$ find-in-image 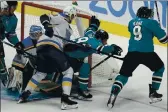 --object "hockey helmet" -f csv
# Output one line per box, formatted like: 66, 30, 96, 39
6, 1, 18, 7
29, 25, 43, 40
63, 6, 77, 19
0, 1, 18, 13
136, 6, 154, 18
0, 1, 8, 11
95, 29, 109, 41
